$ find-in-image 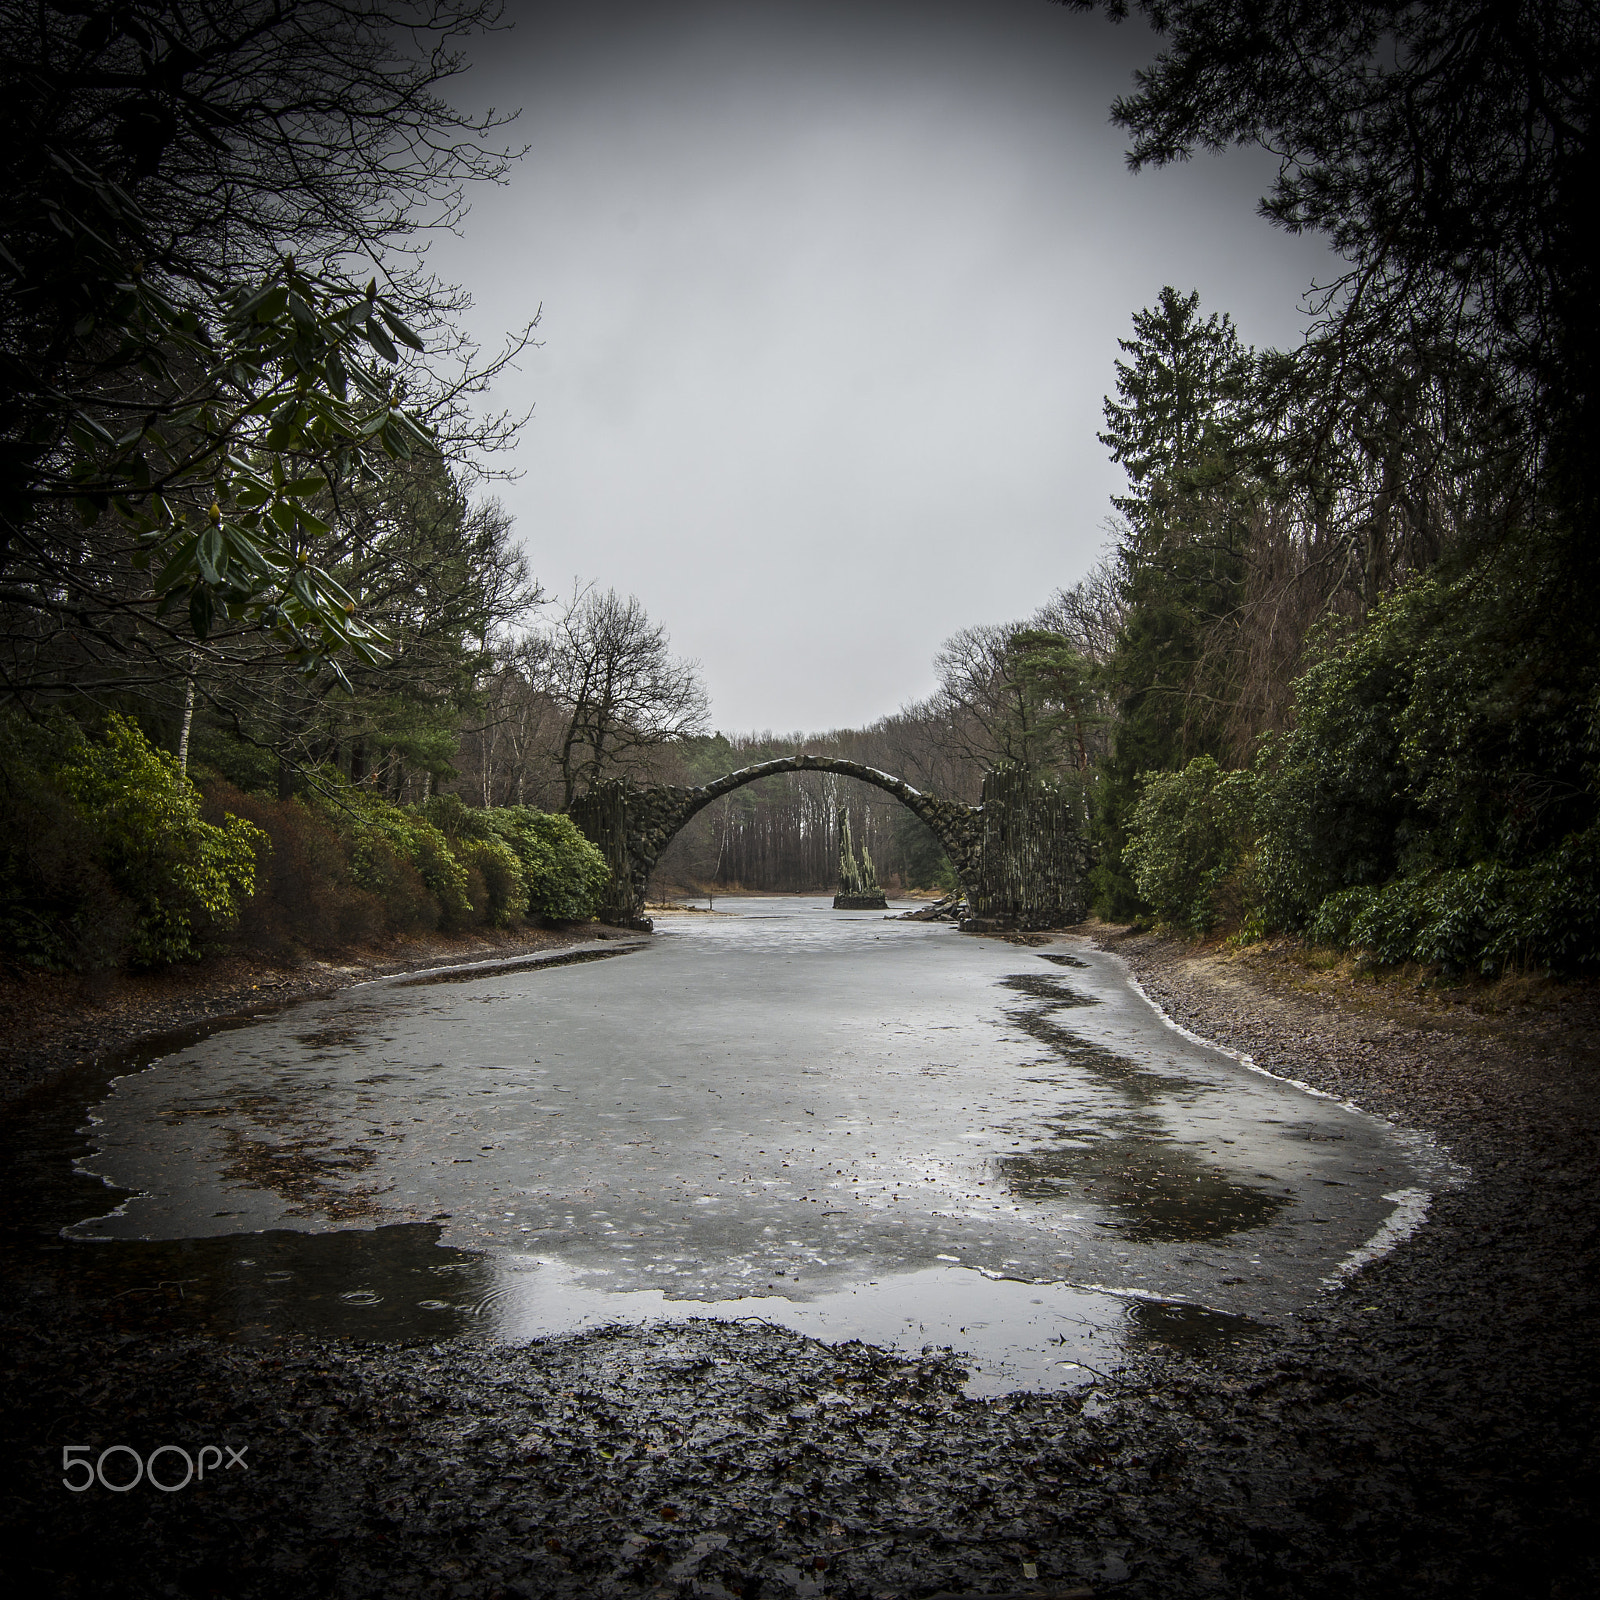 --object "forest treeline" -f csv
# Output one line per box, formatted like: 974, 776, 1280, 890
0, 0, 616, 969
671, 0, 1600, 977
2, 1, 1594, 977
